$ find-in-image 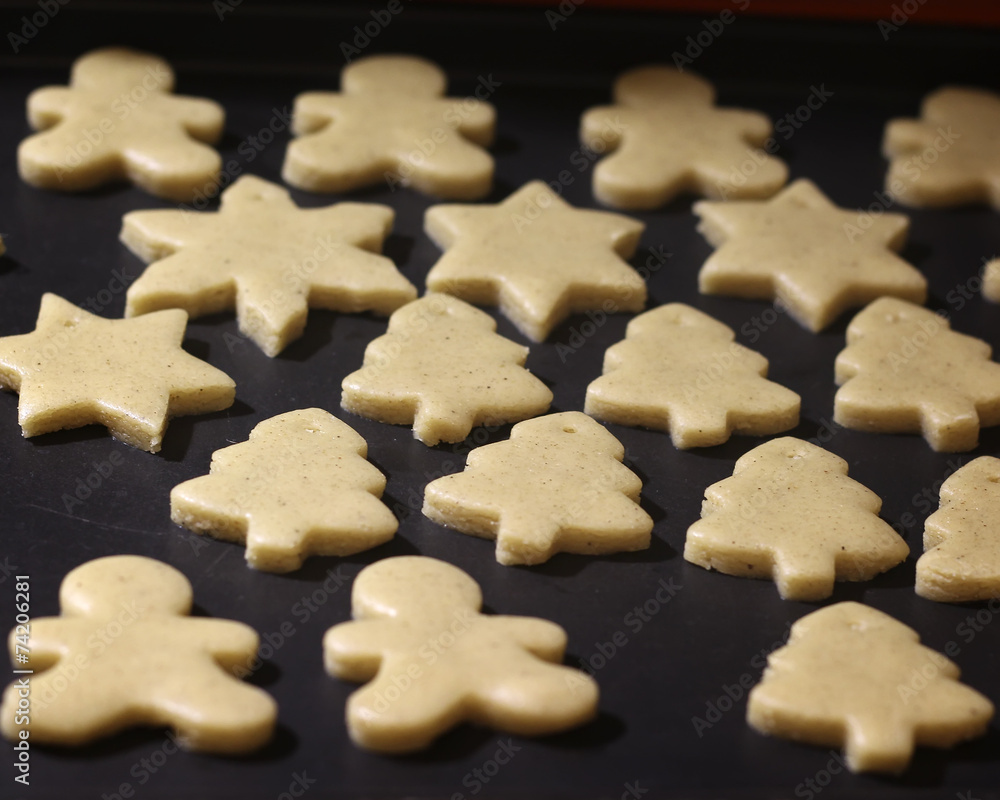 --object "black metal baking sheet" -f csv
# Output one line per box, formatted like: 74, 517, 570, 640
1, 3, 1000, 799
